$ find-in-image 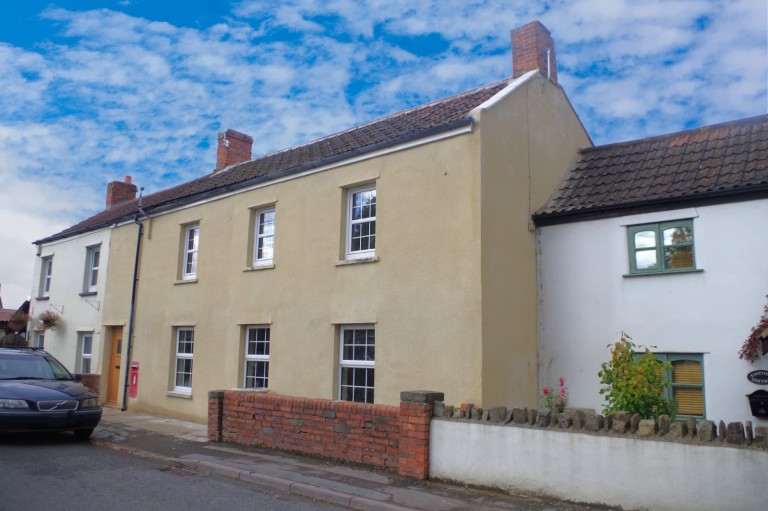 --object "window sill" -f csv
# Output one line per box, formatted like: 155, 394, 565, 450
174, 278, 198, 285
79, 291, 97, 297
232, 387, 270, 393
623, 269, 704, 278
244, 264, 275, 272
336, 256, 379, 267
35, 296, 50, 301
165, 391, 192, 399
